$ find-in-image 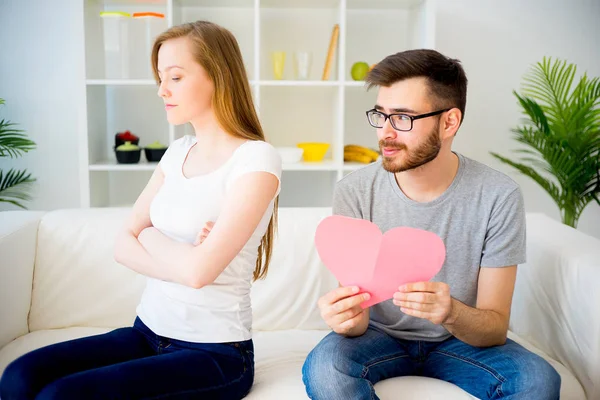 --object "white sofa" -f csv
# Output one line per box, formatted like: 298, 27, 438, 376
0, 208, 598, 400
